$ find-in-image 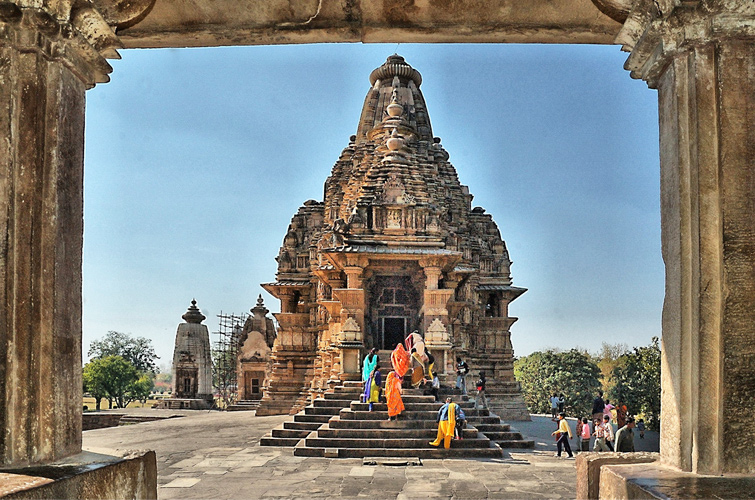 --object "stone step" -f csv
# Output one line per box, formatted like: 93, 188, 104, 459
317, 427, 479, 439
313, 399, 354, 407
496, 439, 536, 449
474, 422, 511, 432
304, 406, 345, 416
350, 402, 488, 414
272, 428, 312, 439
304, 436, 493, 449
339, 410, 496, 421
294, 445, 503, 459
283, 421, 321, 431
323, 393, 361, 401
327, 418, 456, 430
478, 431, 521, 440
292, 414, 332, 423
260, 436, 303, 447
